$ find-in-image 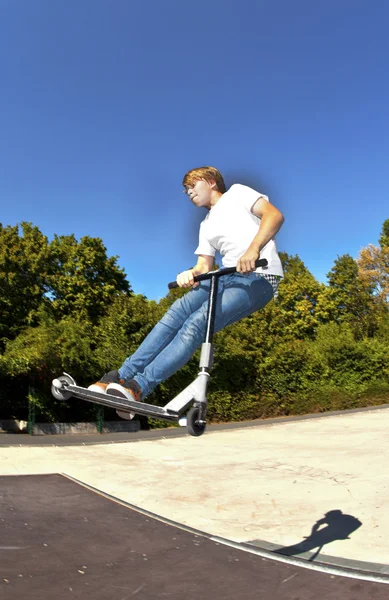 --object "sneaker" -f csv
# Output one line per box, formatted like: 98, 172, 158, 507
106, 379, 142, 402
106, 380, 143, 421
88, 370, 123, 394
